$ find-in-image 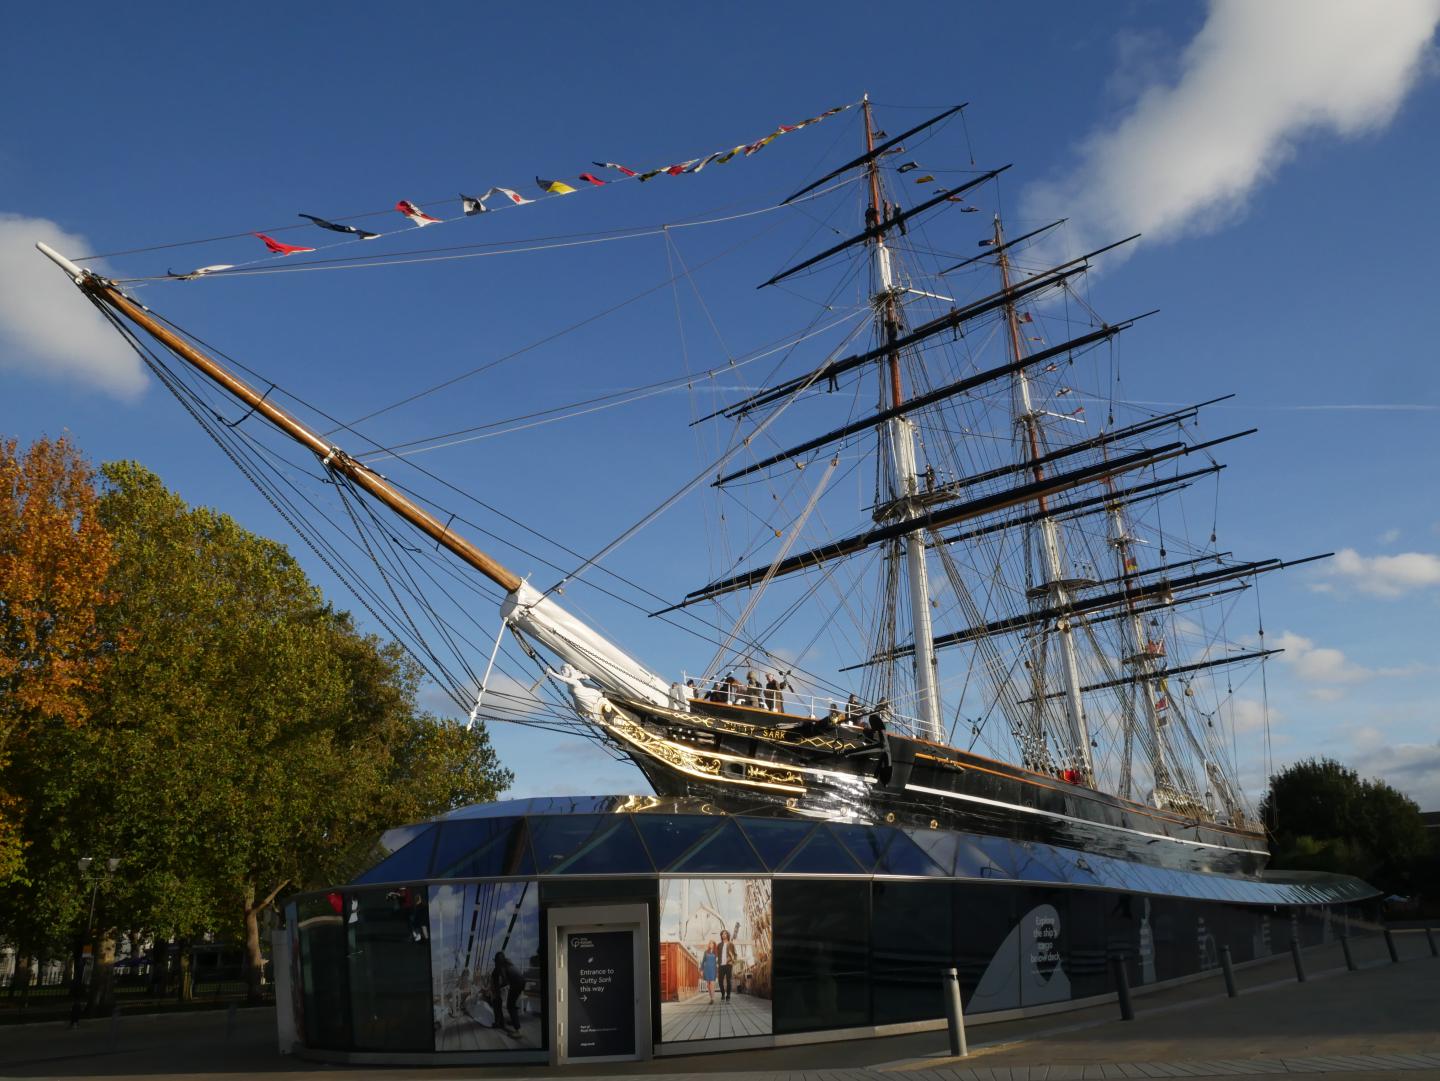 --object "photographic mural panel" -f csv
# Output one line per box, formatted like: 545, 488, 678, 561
428, 882, 543, 1052
658, 878, 772, 1042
